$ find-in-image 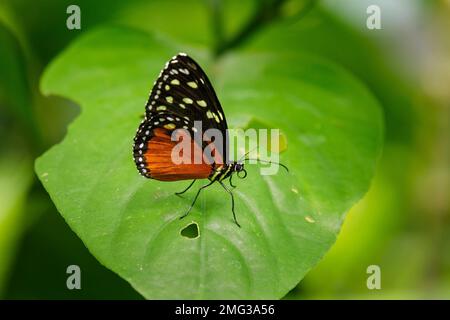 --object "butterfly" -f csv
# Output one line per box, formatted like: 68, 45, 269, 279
133, 53, 287, 227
